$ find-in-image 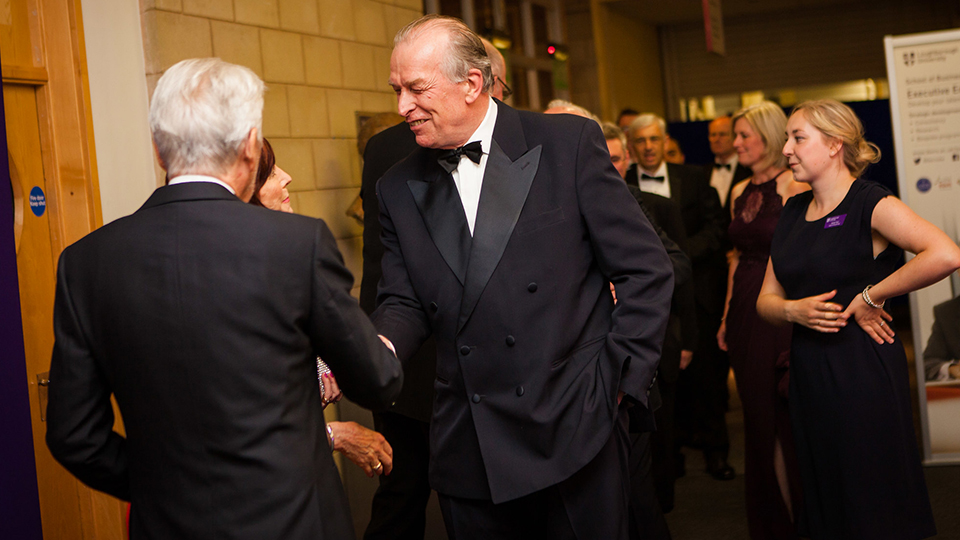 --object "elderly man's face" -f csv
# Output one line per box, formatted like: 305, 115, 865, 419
389, 36, 475, 150
605, 137, 630, 179
629, 123, 665, 172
